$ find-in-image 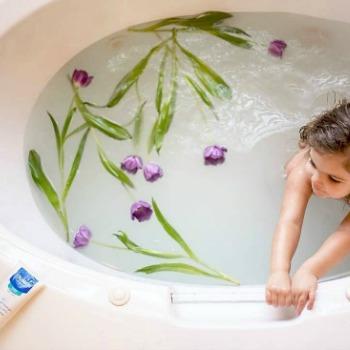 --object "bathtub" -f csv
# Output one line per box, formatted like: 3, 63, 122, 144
1, 0, 350, 349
